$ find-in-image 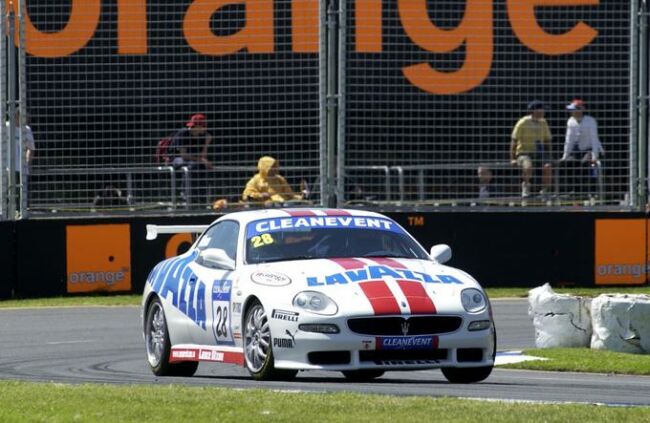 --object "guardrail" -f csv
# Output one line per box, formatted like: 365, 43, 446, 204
29, 165, 321, 213
27, 160, 611, 214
